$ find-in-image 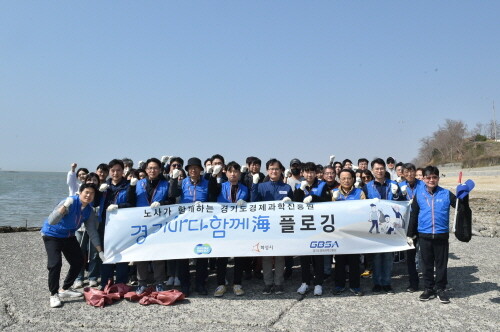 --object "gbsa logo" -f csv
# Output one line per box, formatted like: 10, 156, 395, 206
309, 241, 339, 248
194, 244, 212, 255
